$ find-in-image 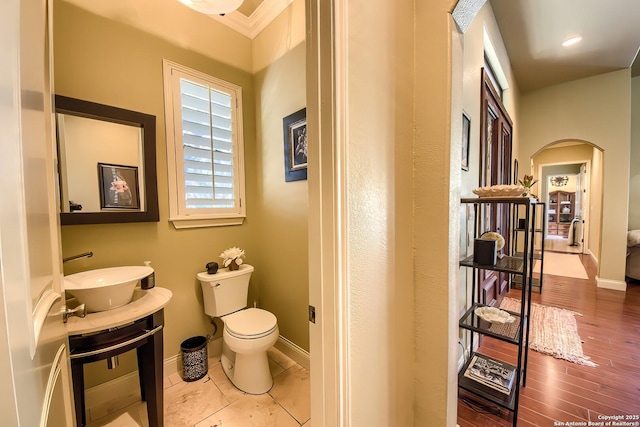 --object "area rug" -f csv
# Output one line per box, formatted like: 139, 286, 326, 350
533, 252, 588, 279
499, 297, 597, 367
